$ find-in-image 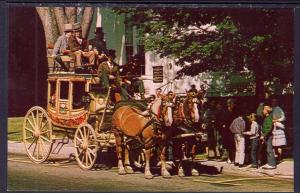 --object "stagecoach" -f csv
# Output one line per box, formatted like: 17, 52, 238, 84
22, 71, 207, 178
22, 72, 119, 169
